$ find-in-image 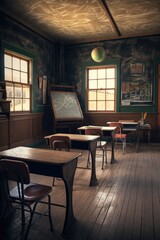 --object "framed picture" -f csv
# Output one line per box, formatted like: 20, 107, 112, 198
130, 62, 145, 76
